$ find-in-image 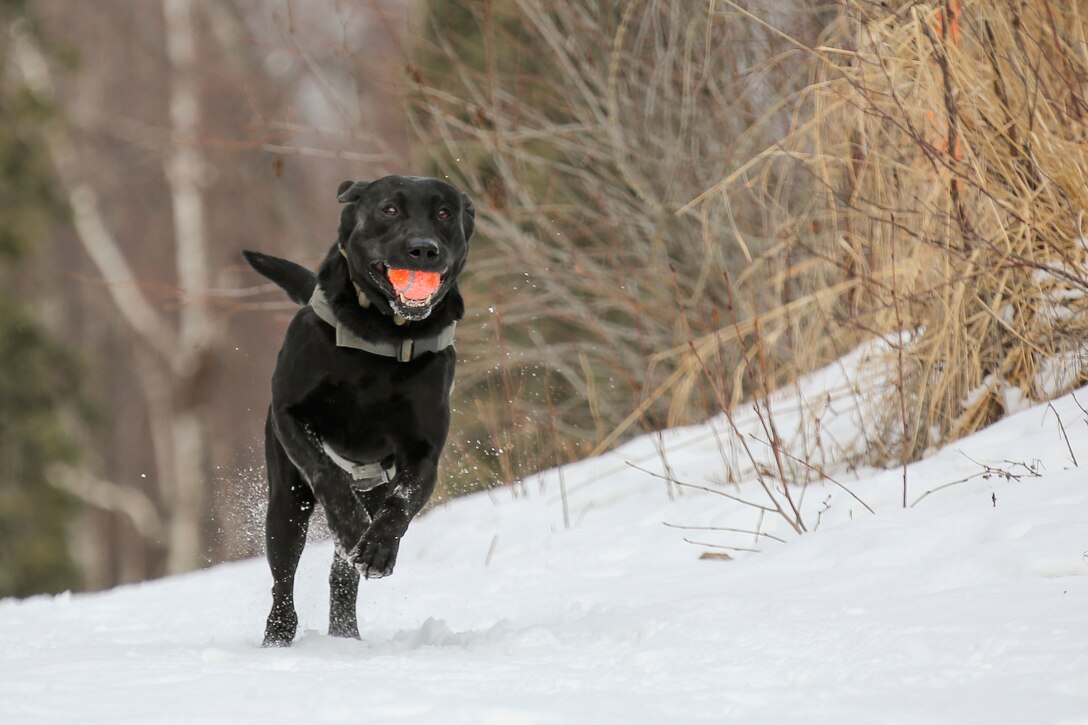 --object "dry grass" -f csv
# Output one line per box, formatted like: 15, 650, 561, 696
410, 0, 829, 493
677, 0, 1088, 466
411, 1, 1088, 500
